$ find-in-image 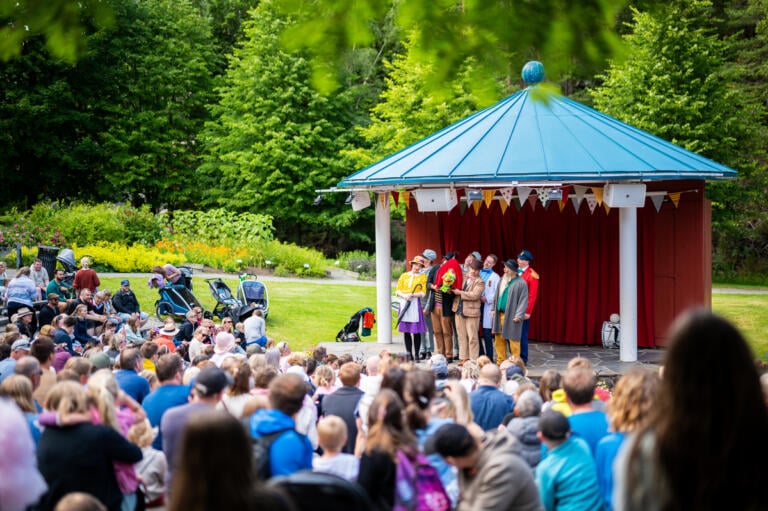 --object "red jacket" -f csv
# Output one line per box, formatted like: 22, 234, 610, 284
520, 266, 539, 316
